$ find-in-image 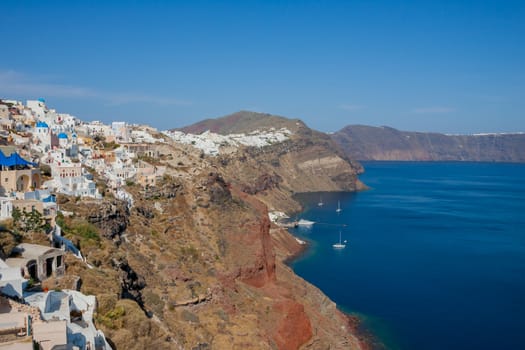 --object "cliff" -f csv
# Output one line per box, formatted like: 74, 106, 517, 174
47, 113, 368, 350
181, 111, 366, 213
332, 125, 525, 162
